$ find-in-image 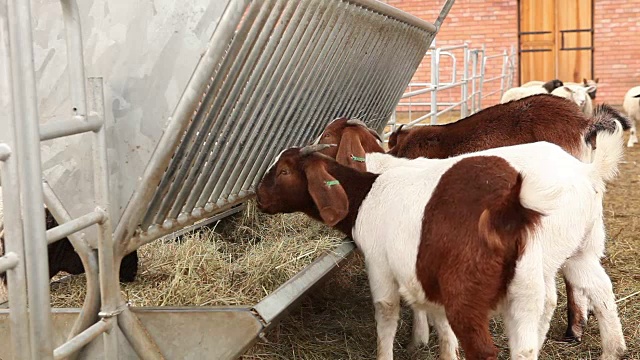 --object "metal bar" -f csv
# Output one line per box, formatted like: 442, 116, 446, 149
560, 28, 593, 33
478, 45, 486, 110
519, 48, 552, 53
499, 50, 508, 98
0, 252, 19, 274
254, 240, 356, 325
519, 30, 552, 35
7, 0, 54, 357
0, 143, 10, 161
53, 319, 112, 360
168, 0, 294, 222
461, 44, 469, 117
150, 0, 275, 227
188, 0, 313, 211
560, 47, 593, 51
88, 77, 122, 359
60, 0, 87, 117
127, 201, 246, 254
186, 0, 327, 212
433, 0, 455, 32
117, 307, 166, 360
46, 210, 105, 245
113, 0, 250, 251
138, 0, 261, 231
430, 47, 439, 125
226, 2, 348, 200
39, 115, 102, 141
42, 182, 100, 359
346, 0, 437, 32
431, 43, 467, 52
